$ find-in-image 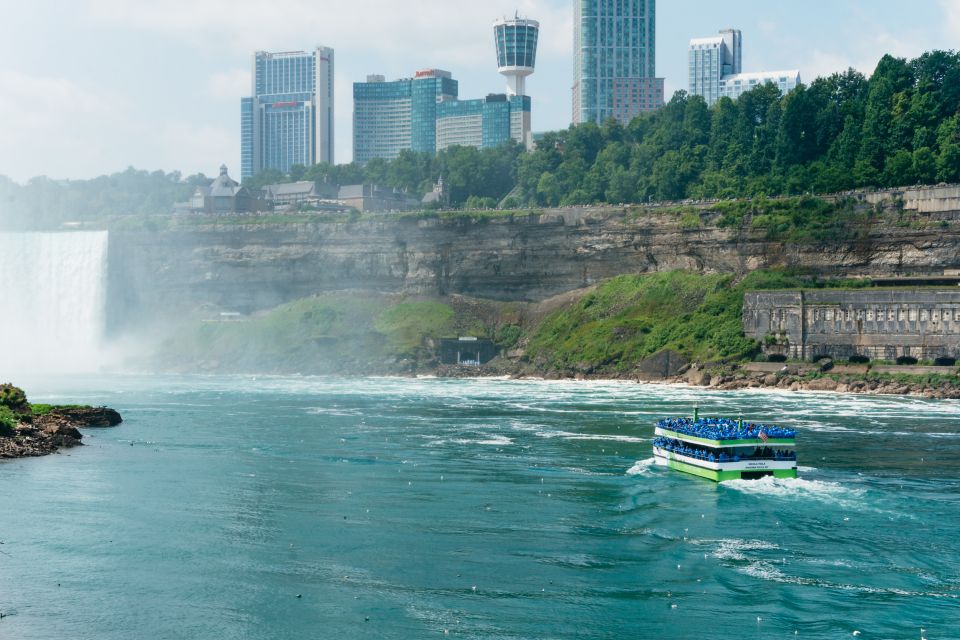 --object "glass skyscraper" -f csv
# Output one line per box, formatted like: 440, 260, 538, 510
689, 29, 799, 106
573, 0, 664, 125
353, 70, 458, 164
241, 47, 334, 181
436, 94, 531, 151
